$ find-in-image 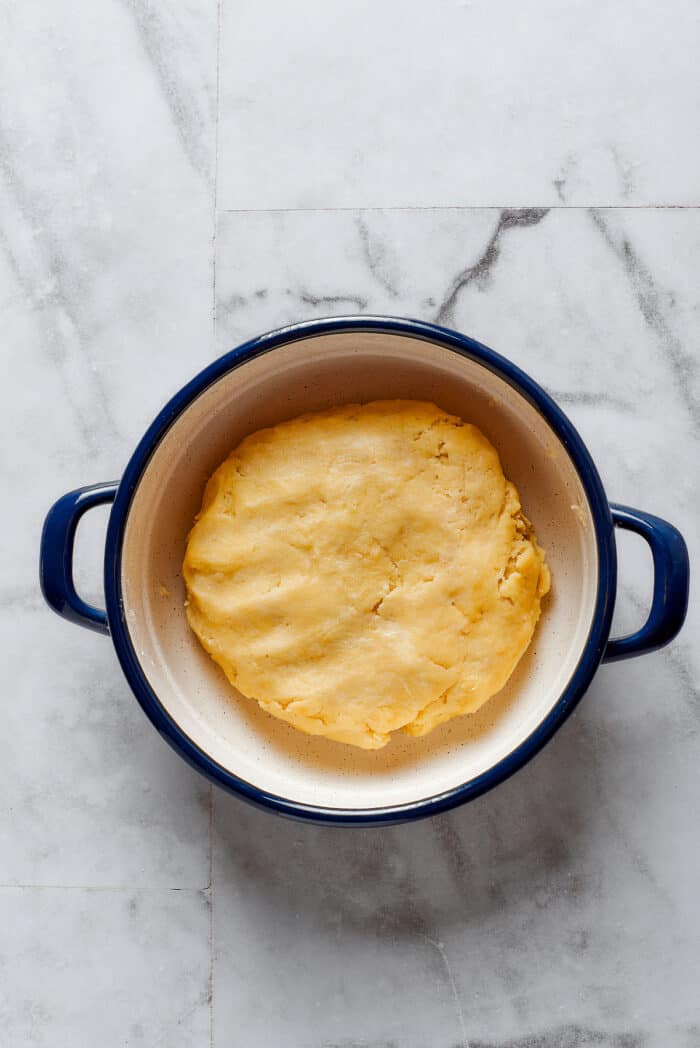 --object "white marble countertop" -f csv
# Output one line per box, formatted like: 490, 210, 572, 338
2, 2, 699, 1046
